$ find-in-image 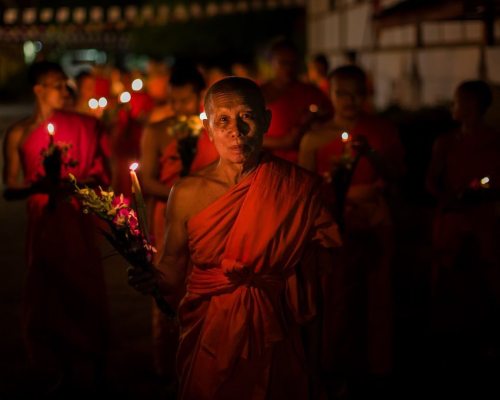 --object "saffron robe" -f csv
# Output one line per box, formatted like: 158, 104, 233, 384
19, 110, 109, 371
176, 154, 340, 400
263, 81, 333, 163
